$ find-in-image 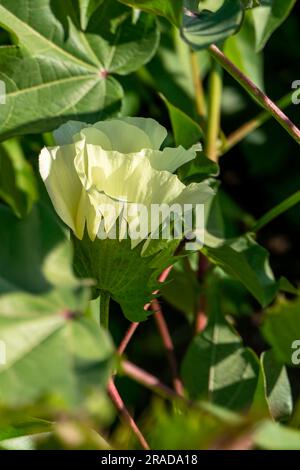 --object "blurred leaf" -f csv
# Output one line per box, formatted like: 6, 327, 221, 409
36, 420, 110, 450
261, 350, 293, 421
143, 400, 244, 450
182, 0, 245, 50
119, 0, 183, 26
78, 0, 104, 29
224, 13, 264, 88
182, 282, 259, 410
241, 0, 261, 7
0, 139, 38, 218
254, 421, 300, 450
278, 277, 300, 295
262, 297, 300, 365
251, 0, 297, 51
0, 303, 113, 407
145, 26, 209, 117
0, 203, 81, 294
161, 258, 200, 318
203, 234, 277, 307
162, 95, 203, 147
0, 201, 115, 409
0, 0, 159, 139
